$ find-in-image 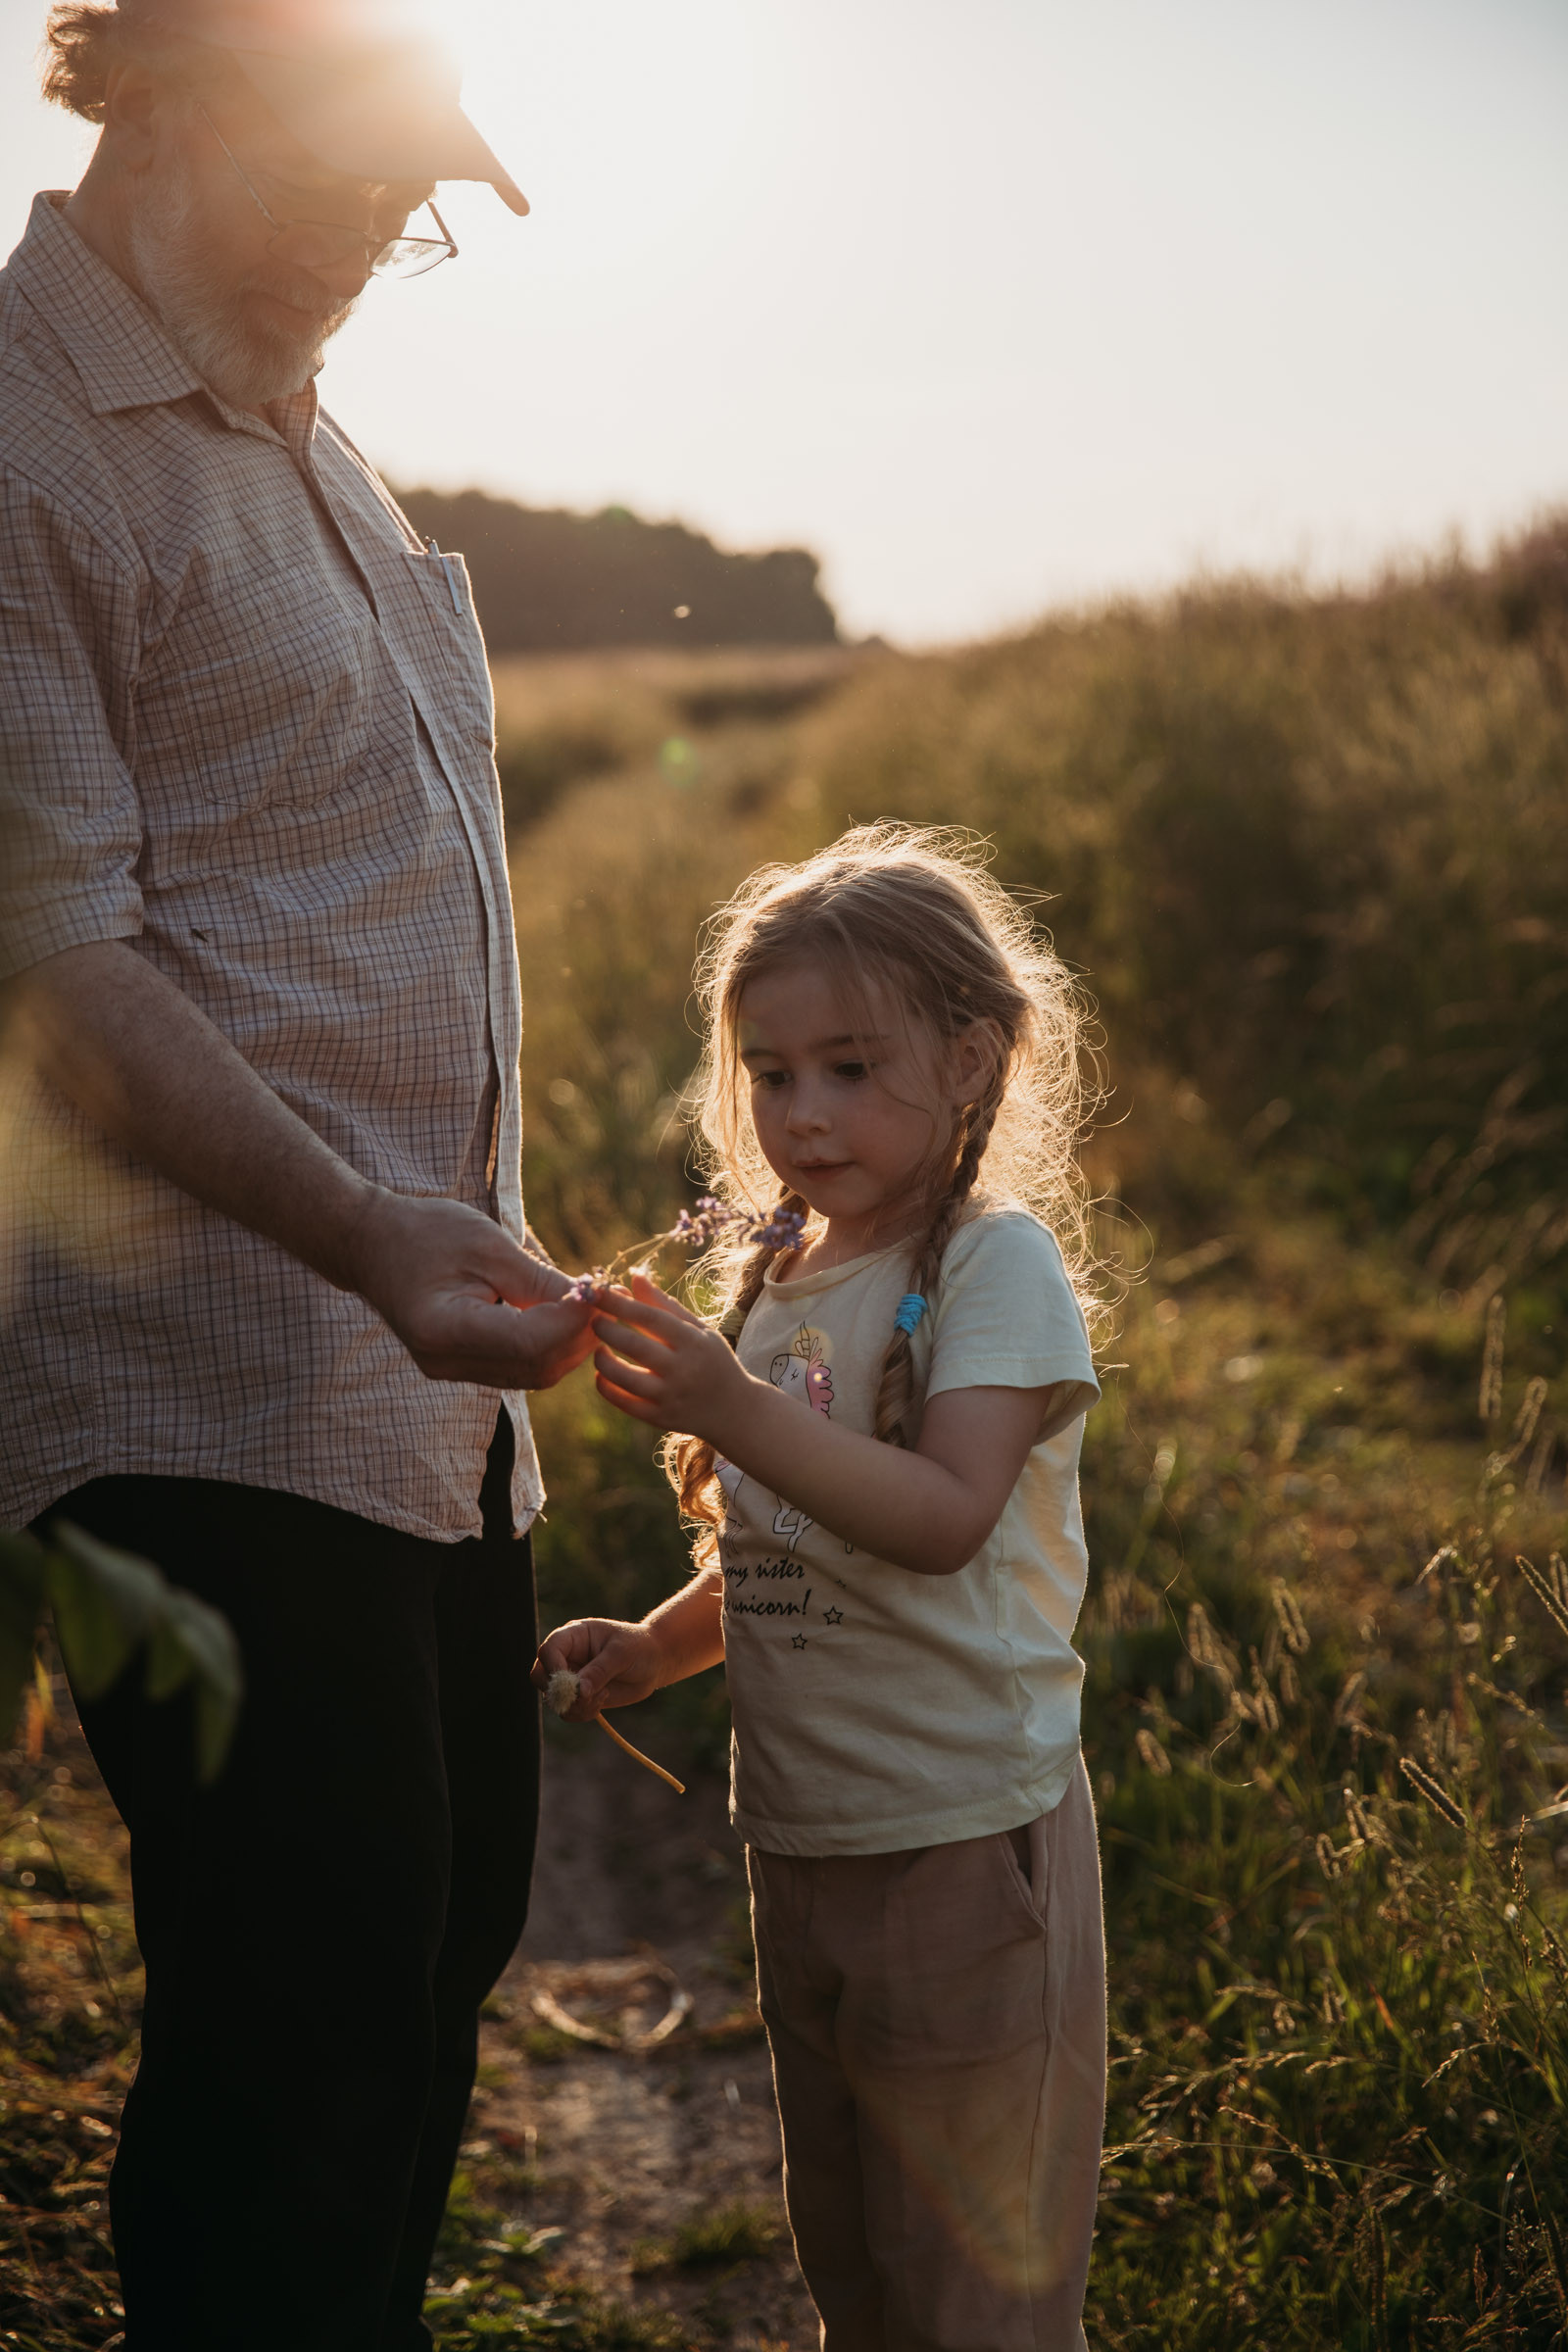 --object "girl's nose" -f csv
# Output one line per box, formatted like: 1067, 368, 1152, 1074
785, 1085, 831, 1135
